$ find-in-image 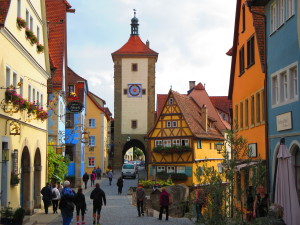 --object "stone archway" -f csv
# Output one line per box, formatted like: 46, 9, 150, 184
20, 147, 31, 214
33, 149, 42, 208
122, 139, 146, 163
